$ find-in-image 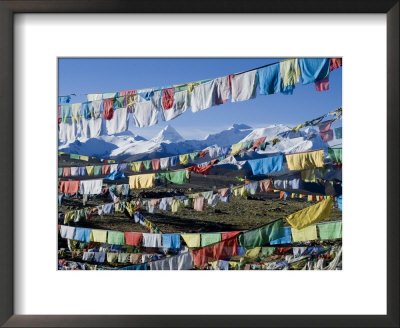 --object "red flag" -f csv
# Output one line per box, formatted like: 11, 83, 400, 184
103, 98, 114, 120
162, 88, 174, 110
330, 58, 342, 71
192, 236, 238, 267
